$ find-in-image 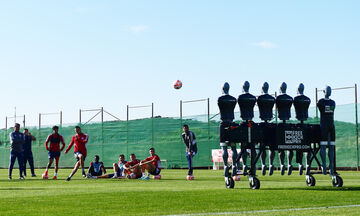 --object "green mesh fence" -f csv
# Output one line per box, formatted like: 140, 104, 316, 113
0, 104, 358, 169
